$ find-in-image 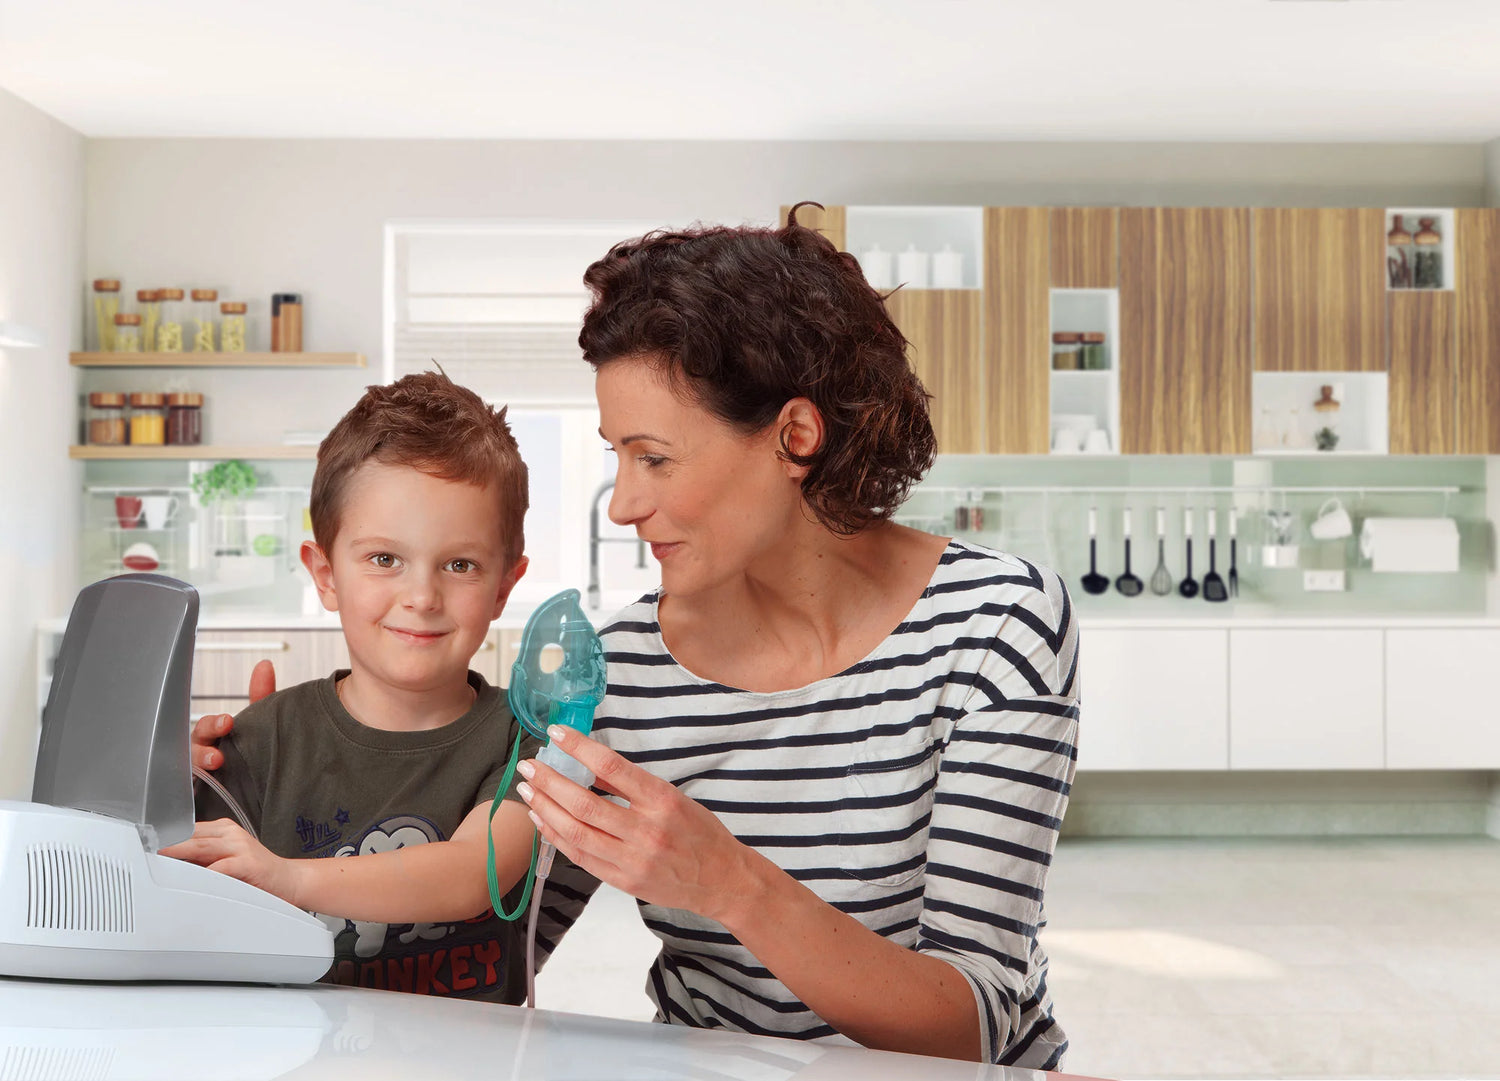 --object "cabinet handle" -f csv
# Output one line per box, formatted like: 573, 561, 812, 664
196, 641, 291, 653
